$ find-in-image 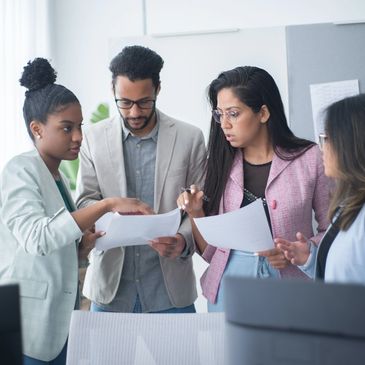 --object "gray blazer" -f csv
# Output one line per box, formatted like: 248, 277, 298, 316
76, 110, 207, 307
0, 150, 82, 361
